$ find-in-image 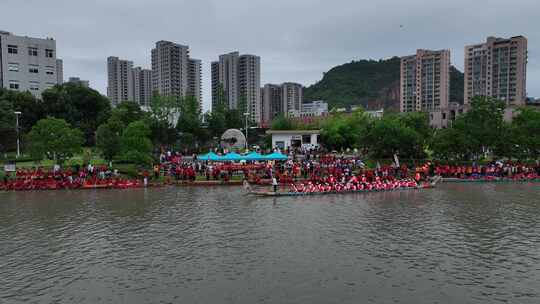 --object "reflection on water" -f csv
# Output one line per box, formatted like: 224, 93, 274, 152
1, 183, 540, 304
